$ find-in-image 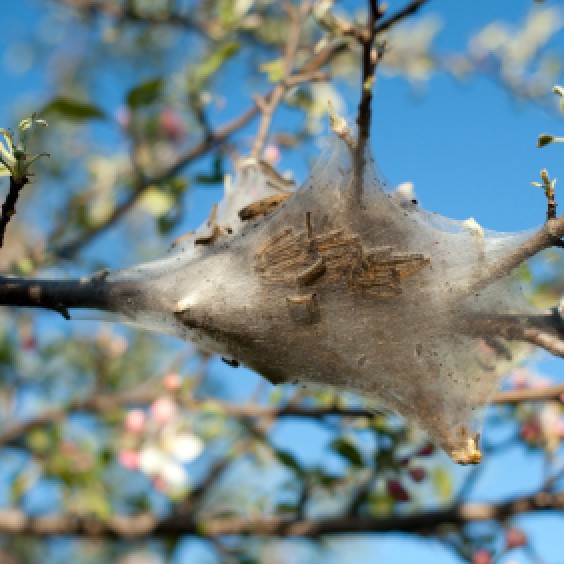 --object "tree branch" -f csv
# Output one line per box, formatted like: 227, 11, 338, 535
47, 22, 344, 262
0, 274, 146, 321
250, 1, 307, 159
374, 0, 429, 35
355, 1, 381, 143
1, 378, 562, 448
491, 382, 564, 405
50, 104, 260, 259
0, 176, 28, 248
0, 490, 562, 538
455, 217, 564, 298
349, 1, 385, 204
458, 311, 564, 358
